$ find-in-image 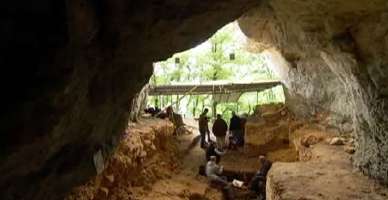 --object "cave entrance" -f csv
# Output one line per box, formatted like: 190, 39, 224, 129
147, 22, 285, 121
136, 22, 289, 199
68, 22, 294, 200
